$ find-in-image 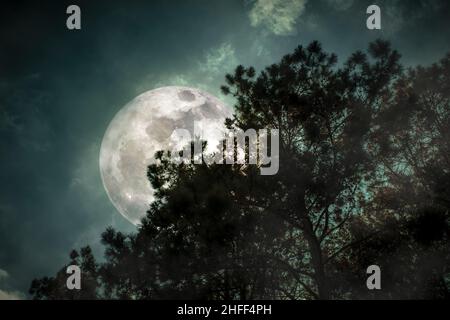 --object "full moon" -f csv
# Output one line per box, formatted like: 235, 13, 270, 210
99, 86, 232, 225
